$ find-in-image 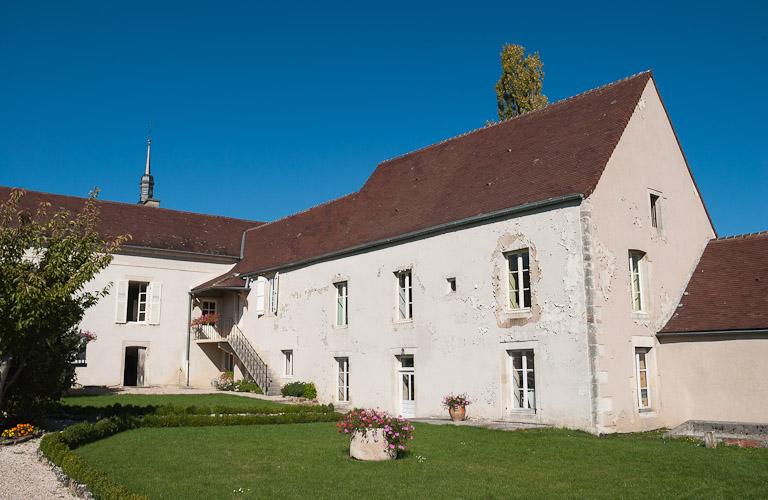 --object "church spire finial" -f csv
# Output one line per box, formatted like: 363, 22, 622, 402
139, 124, 160, 207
